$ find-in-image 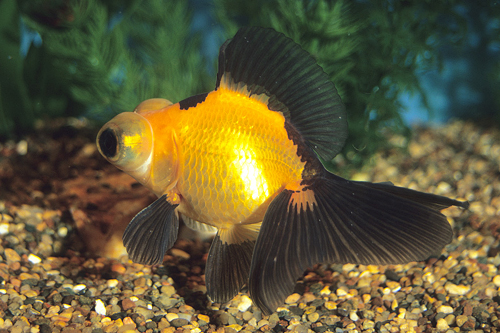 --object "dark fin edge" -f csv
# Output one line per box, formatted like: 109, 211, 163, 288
216, 27, 348, 163
122, 194, 179, 265
179, 92, 209, 110
354, 179, 470, 210
249, 176, 457, 314
205, 233, 255, 304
